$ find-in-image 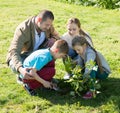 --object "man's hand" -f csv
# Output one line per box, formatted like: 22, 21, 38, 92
46, 38, 54, 47
18, 67, 34, 79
